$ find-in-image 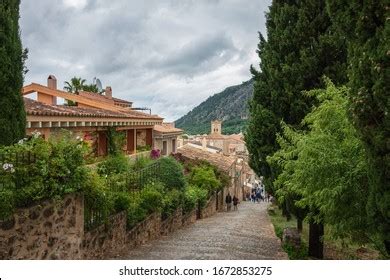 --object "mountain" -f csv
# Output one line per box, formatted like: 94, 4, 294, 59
175, 79, 254, 135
